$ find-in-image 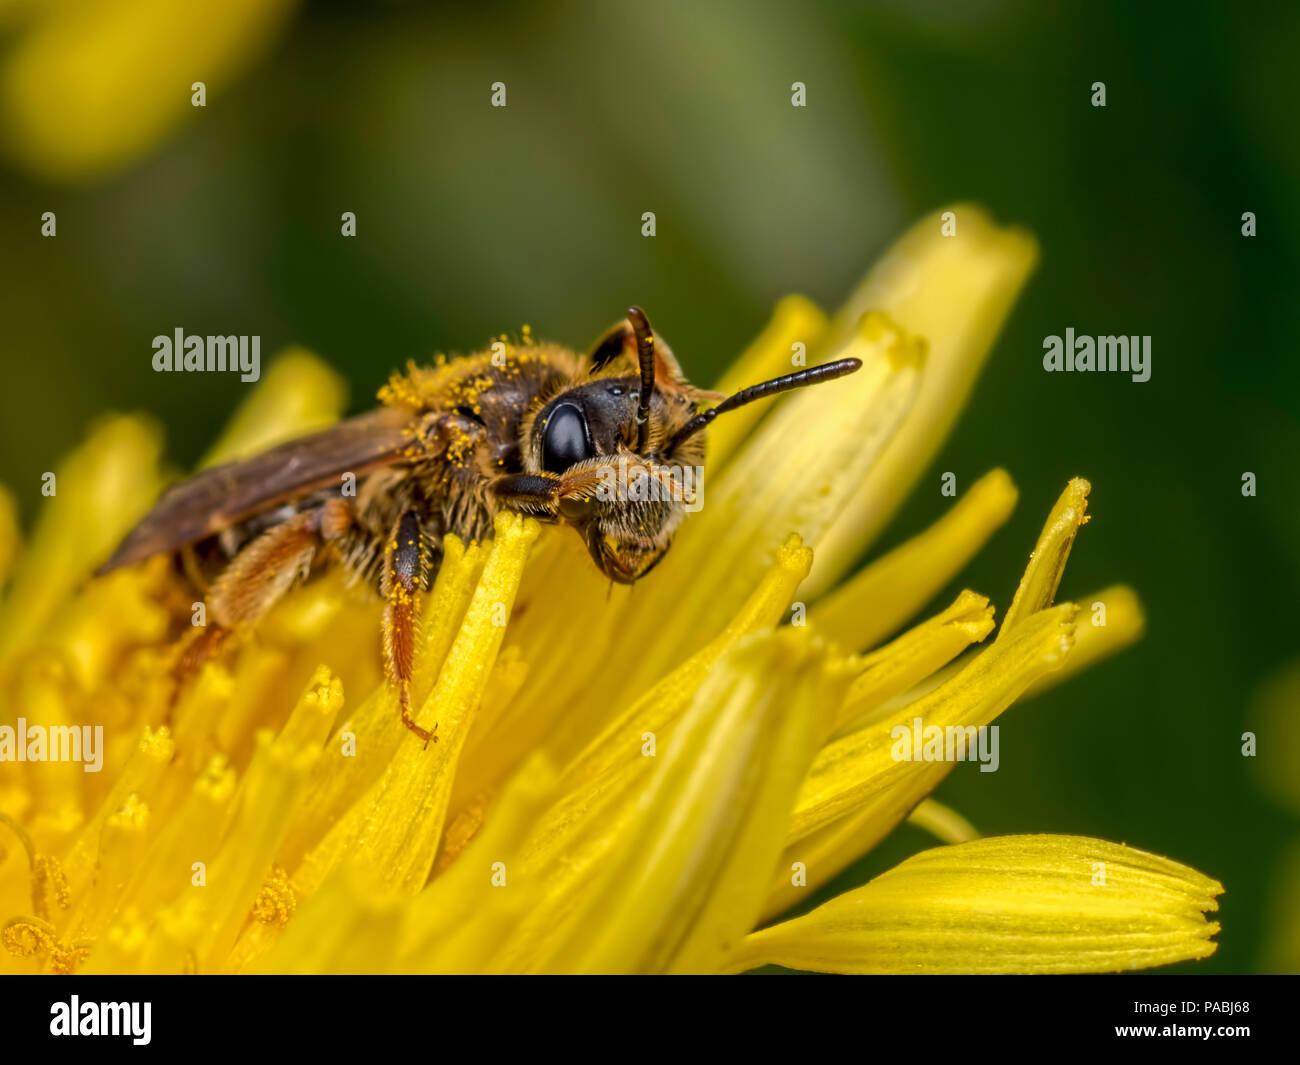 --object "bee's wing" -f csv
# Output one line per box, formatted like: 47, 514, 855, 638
96, 406, 414, 575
